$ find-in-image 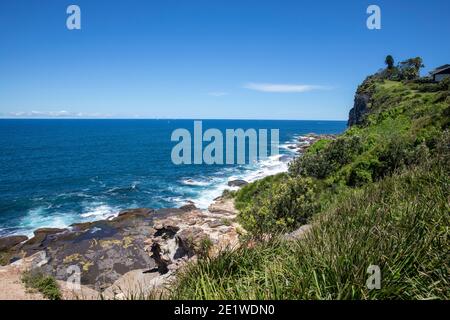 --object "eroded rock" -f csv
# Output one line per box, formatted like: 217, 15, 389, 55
0, 235, 28, 251
176, 227, 211, 258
